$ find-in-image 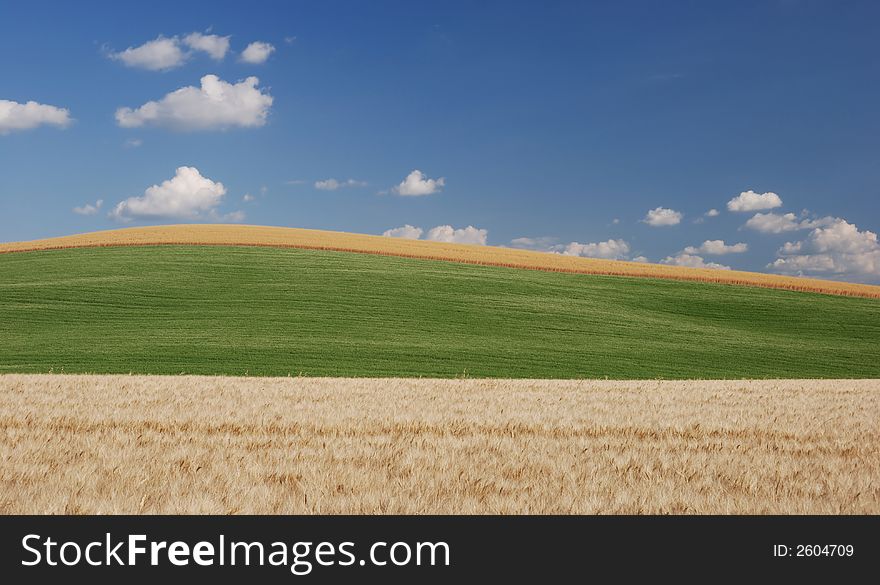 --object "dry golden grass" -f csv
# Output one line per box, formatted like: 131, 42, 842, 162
2, 224, 878, 298
1, 375, 877, 514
